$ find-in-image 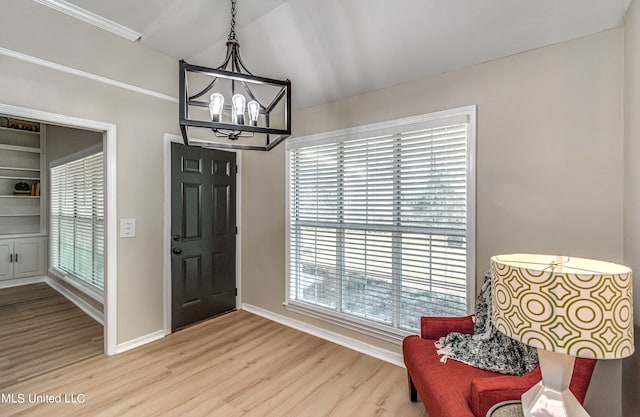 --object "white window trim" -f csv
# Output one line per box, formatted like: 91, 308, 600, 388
284, 105, 476, 341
